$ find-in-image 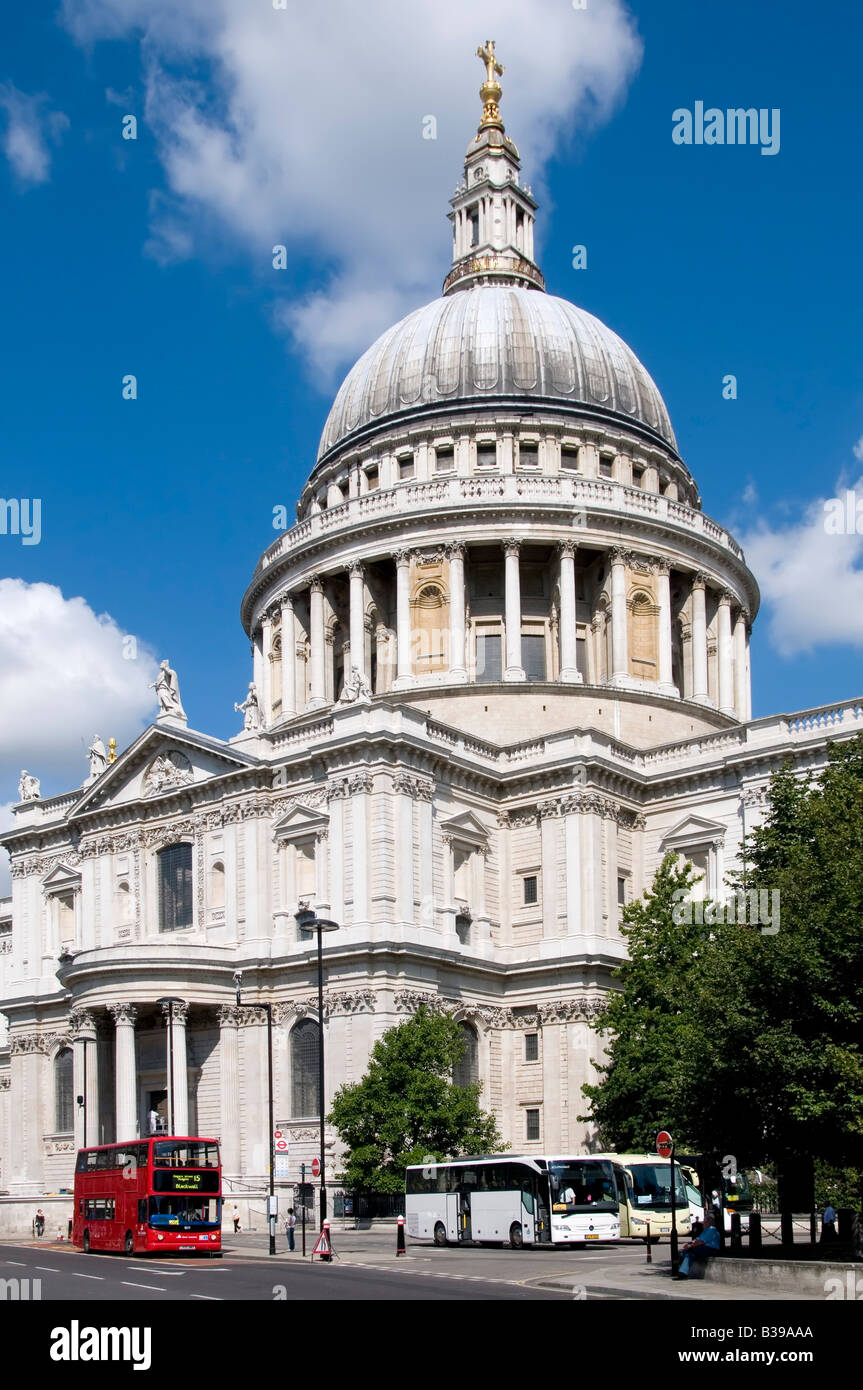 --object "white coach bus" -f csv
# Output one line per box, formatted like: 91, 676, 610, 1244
405, 1154, 626, 1247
